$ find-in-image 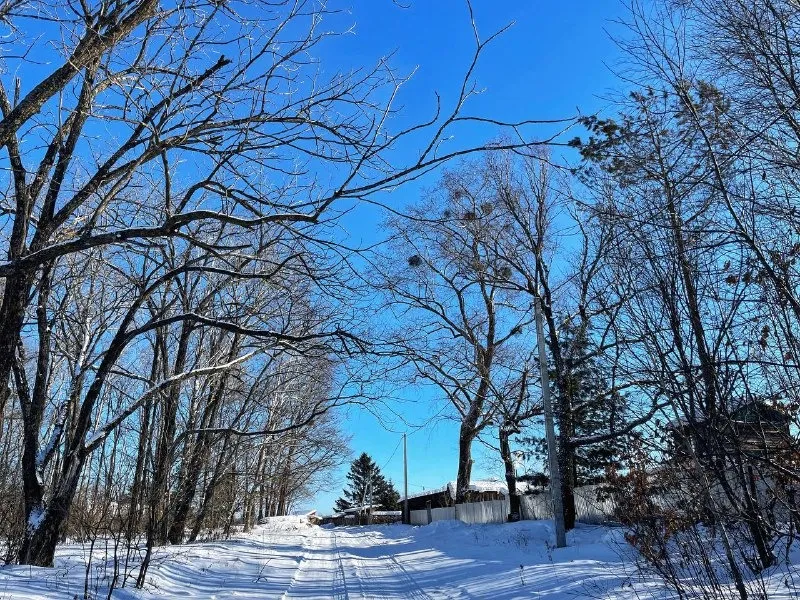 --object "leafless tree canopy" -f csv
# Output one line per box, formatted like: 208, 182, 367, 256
0, 0, 552, 572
